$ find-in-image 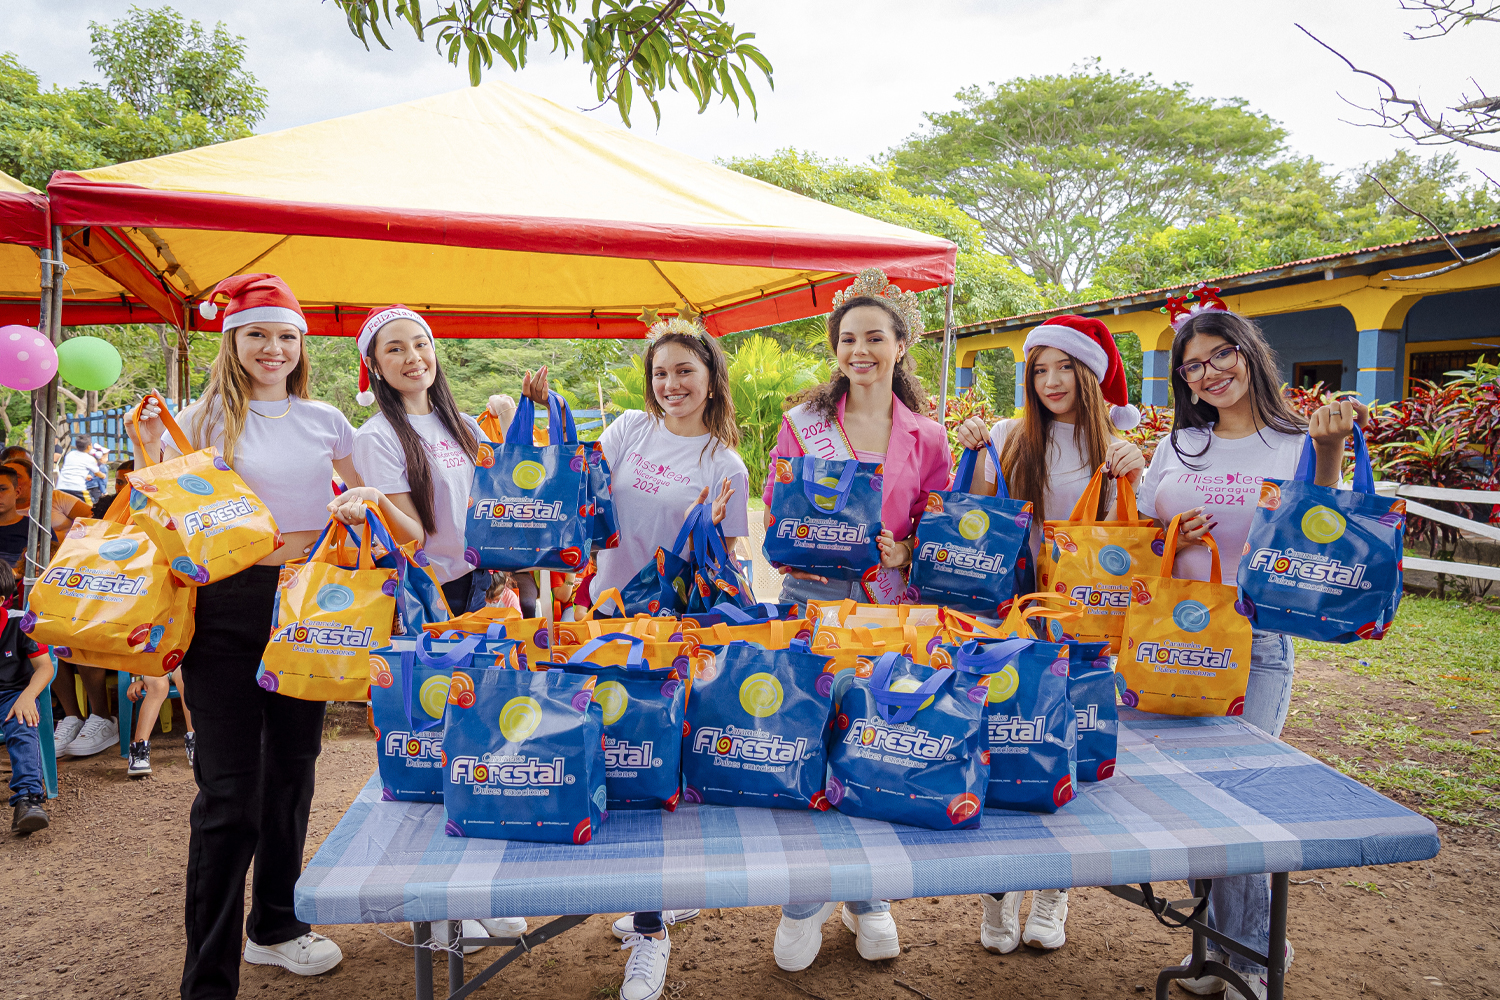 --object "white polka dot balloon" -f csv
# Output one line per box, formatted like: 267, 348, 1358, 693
0, 325, 58, 390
